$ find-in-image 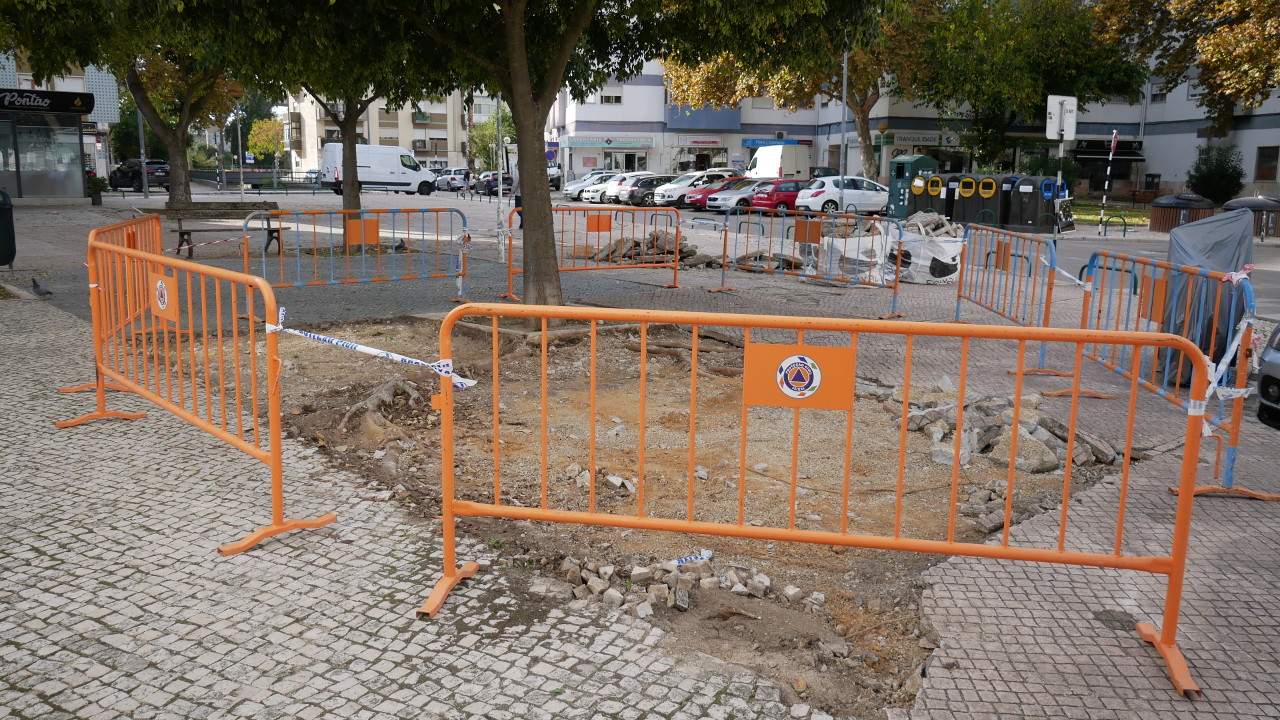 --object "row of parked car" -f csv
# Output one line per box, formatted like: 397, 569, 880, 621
560, 168, 891, 214
433, 168, 514, 195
